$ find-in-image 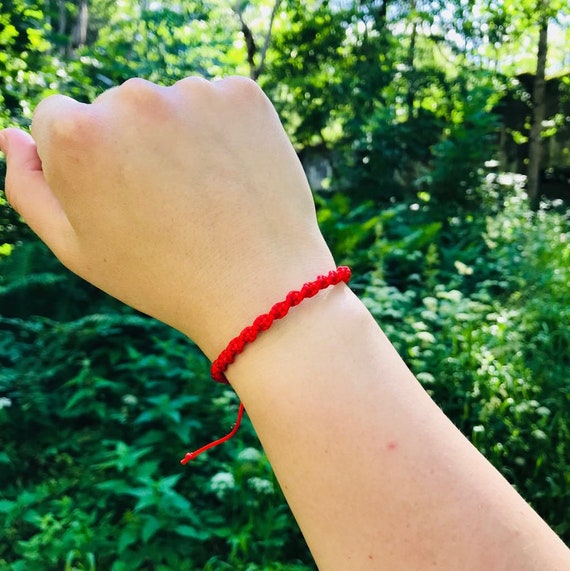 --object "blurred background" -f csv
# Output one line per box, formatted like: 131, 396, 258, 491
0, 1, 569, 569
